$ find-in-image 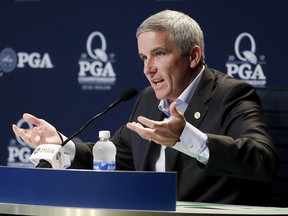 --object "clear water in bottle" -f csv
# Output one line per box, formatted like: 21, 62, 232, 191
93, 130, 116, 171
